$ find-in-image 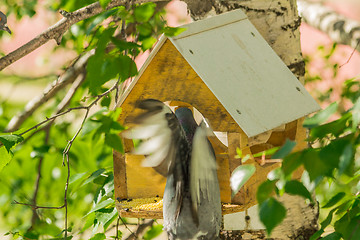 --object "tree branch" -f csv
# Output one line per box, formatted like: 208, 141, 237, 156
5, 50, 93, 132
298, 0, 360, 52
0, 0, 169, 71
